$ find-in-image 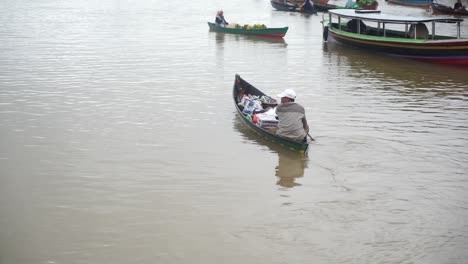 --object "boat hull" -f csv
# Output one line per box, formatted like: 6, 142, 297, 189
430, 3, 468, 16
208, 22, 288, 38
358, 2, 379, 10
313, 2, 343, 12
233, 75, 309, 154
270, 0, 318, 14
327, 29, 468, 65
312, 2, 378, 11
387, 0, 433, 8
